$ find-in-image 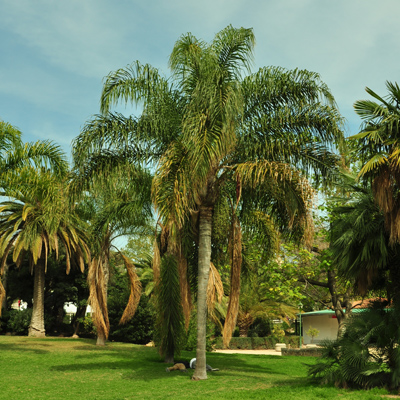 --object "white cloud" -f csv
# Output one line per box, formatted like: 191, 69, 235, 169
1, 0, 400, 149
